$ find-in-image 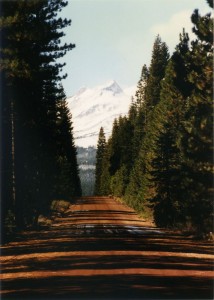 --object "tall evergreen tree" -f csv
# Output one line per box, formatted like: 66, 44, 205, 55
135, 64, 149, 111
0, 0, 77, 235
179, 6, 213, 232
130, 64, 149, 162
125, 36, 169, 211
151, 31, 193, 228
54, 85, 81, 199
144, 35, 169, 111
100, 139, 111, 196
150, 2, 213, 233
109, 119, 120, 175
94, 127, 106, 195
109, 116, 133, 196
